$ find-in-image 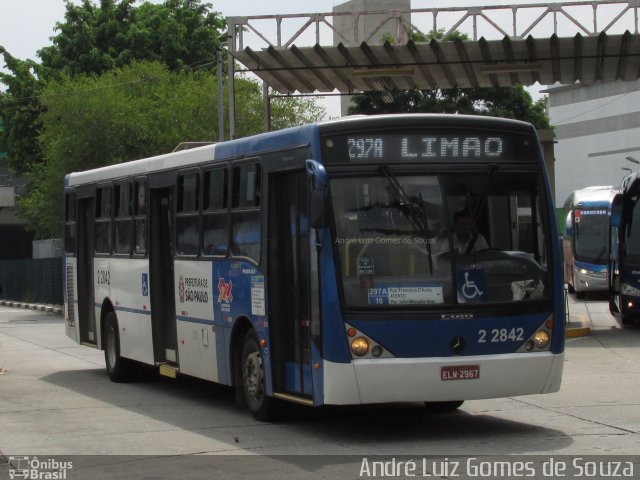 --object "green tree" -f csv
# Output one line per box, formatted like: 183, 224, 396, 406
349, 29, 550, 129
1, 0, 226, 176
19, 61, 325, 238
0, 48, 46, 175
37, 0, 226, 77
